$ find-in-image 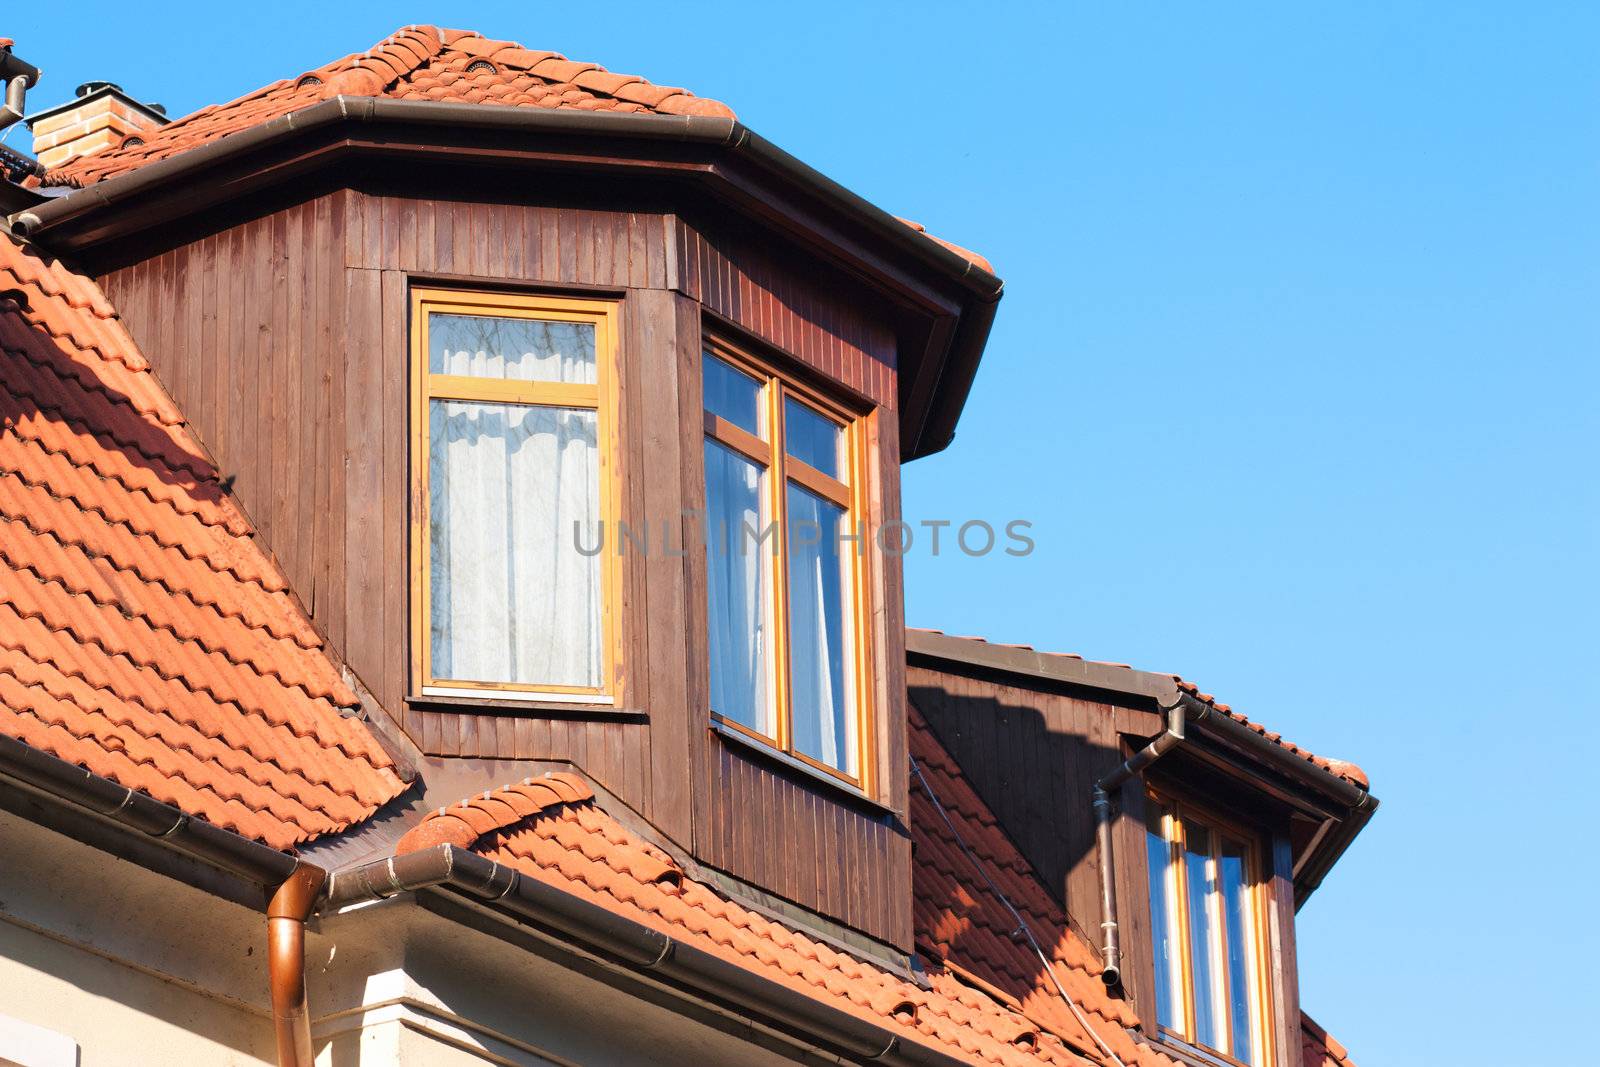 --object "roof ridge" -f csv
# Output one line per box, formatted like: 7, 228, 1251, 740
431, 30, 736, 119
396, 772, 595, 855
316, 25, 446, 98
